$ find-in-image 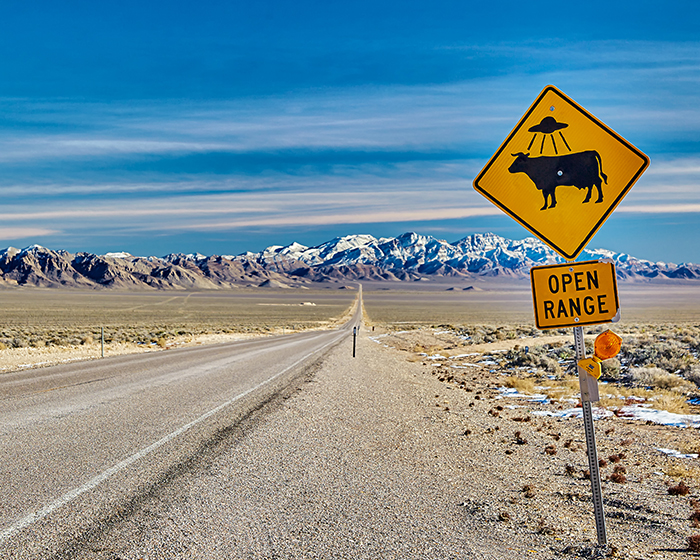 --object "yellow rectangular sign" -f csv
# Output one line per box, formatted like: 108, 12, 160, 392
530, 260, 620, 329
